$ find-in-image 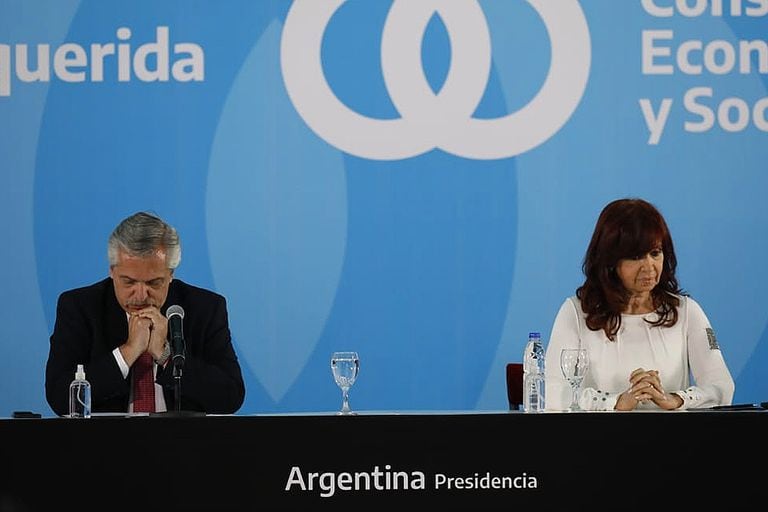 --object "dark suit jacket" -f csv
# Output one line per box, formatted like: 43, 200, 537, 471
45, 277, 245, 416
